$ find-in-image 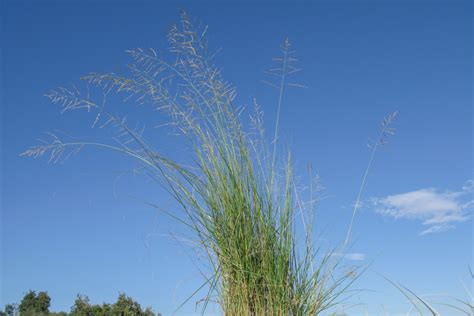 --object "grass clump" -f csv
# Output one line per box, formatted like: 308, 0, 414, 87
23, 11, 356, 315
